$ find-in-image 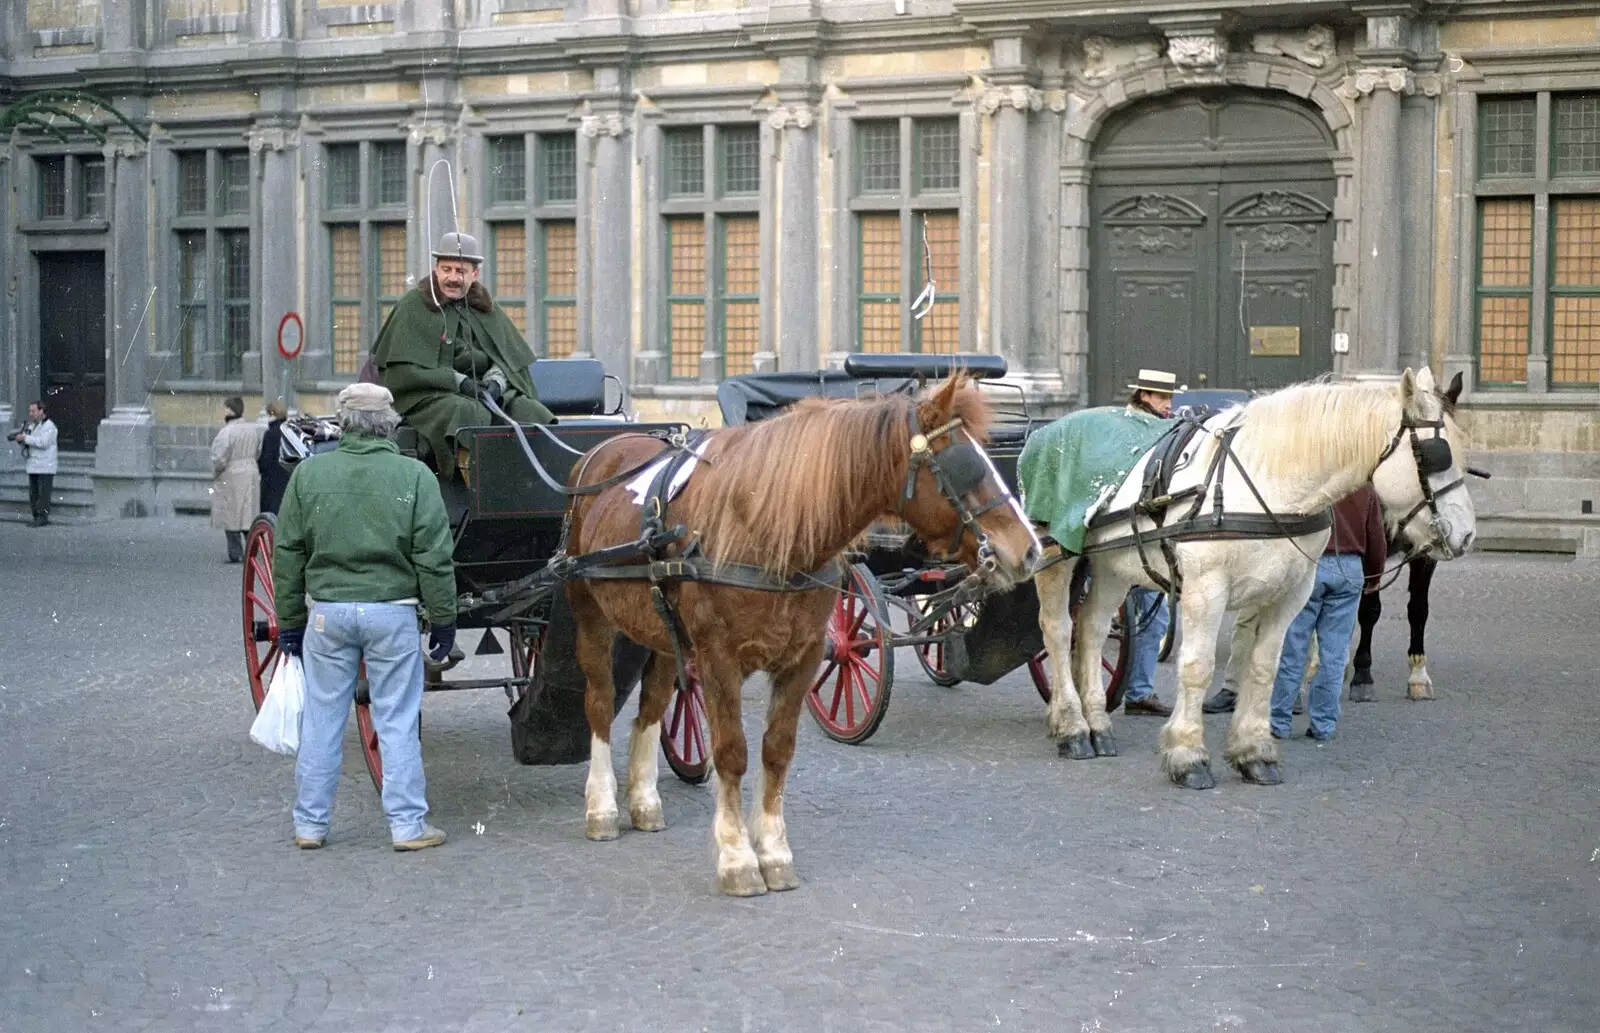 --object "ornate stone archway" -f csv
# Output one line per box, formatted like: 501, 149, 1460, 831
1055, 45, 1358, 400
